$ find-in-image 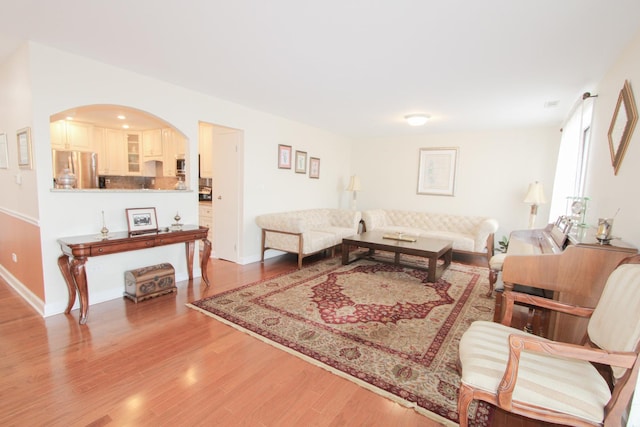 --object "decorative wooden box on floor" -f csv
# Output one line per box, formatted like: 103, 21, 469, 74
124, 263, 176, 303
